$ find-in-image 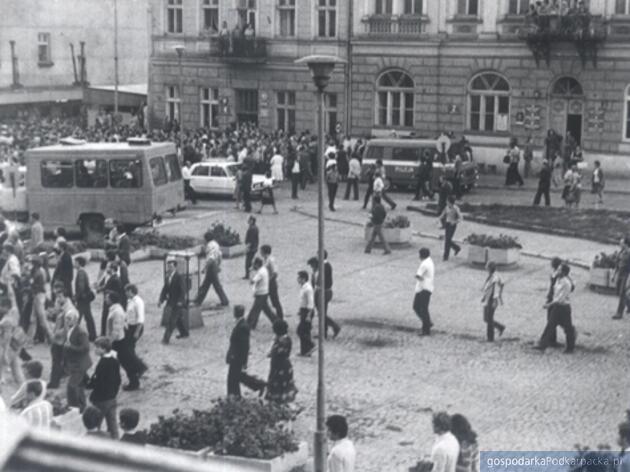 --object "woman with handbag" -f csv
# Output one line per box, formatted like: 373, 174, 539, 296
481, 262, 505, 342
